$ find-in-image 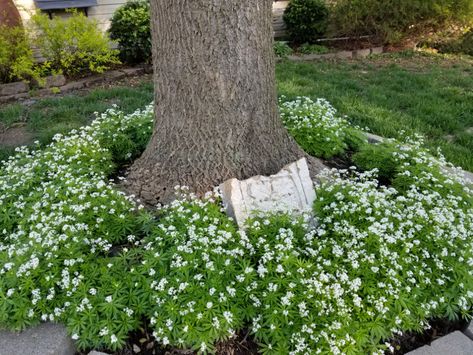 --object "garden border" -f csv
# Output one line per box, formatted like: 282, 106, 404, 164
0, 66, 152, 104
286, 46, 384, 61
